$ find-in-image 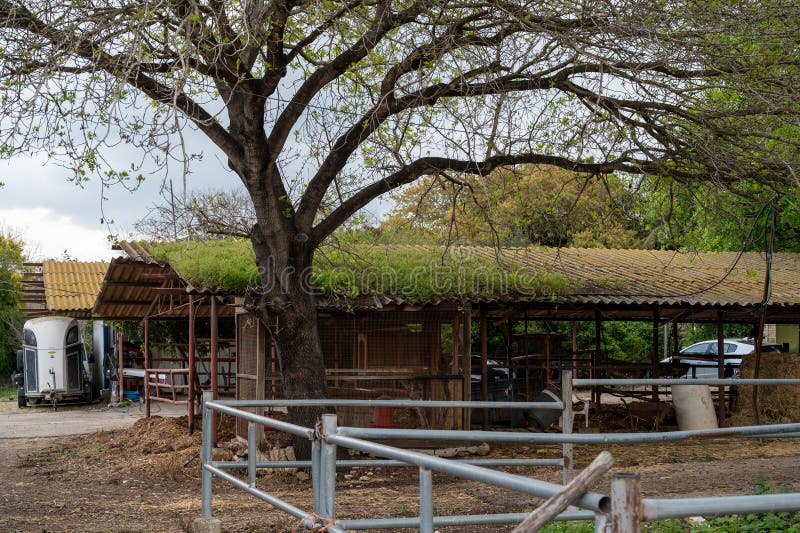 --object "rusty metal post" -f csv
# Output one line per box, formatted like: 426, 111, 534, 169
611, 473, 642, 533
210, 296, 219, 445
480, 306, 489, 429
144, 316, 150, 418
188, 295, 196, 435
117, 326, 124, 402
716, 310, 726, 422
